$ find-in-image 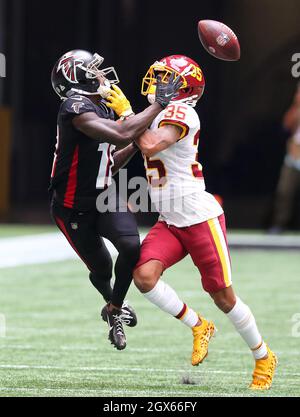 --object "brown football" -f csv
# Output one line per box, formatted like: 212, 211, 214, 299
198, 20, 240, 61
